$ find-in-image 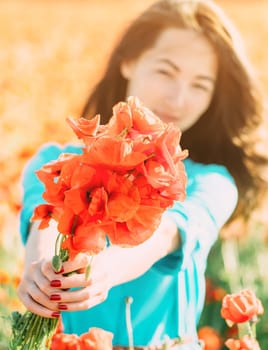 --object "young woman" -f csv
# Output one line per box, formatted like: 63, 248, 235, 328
18, 0, 267, 348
